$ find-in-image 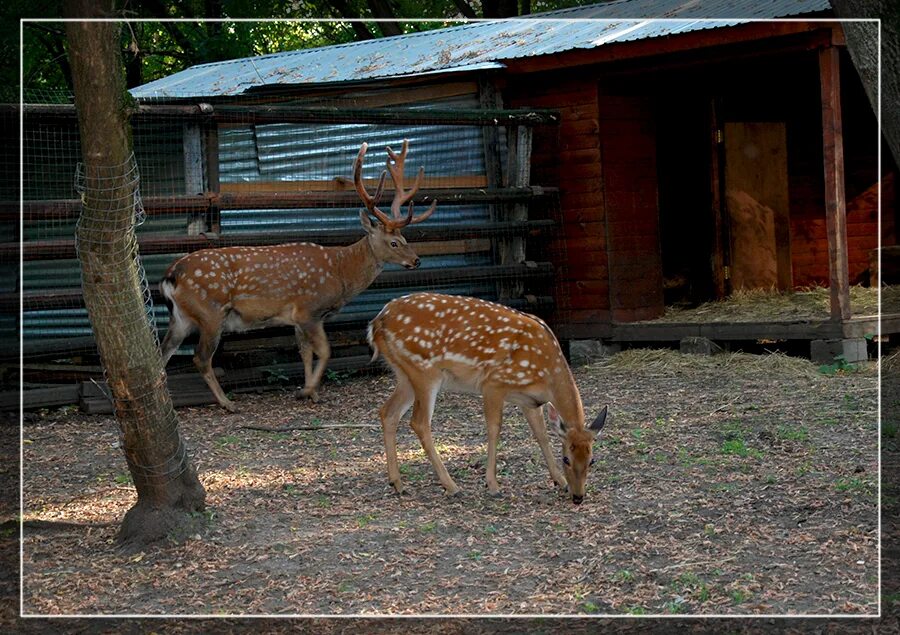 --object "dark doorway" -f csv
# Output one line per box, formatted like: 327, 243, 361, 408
656, 97, 715, 307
